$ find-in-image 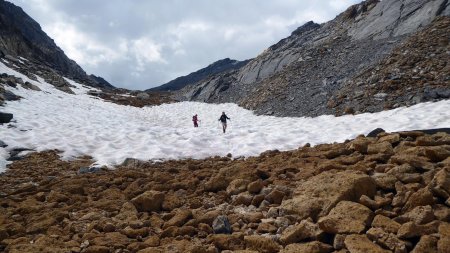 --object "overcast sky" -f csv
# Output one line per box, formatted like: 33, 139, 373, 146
11, 0, 359, 90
